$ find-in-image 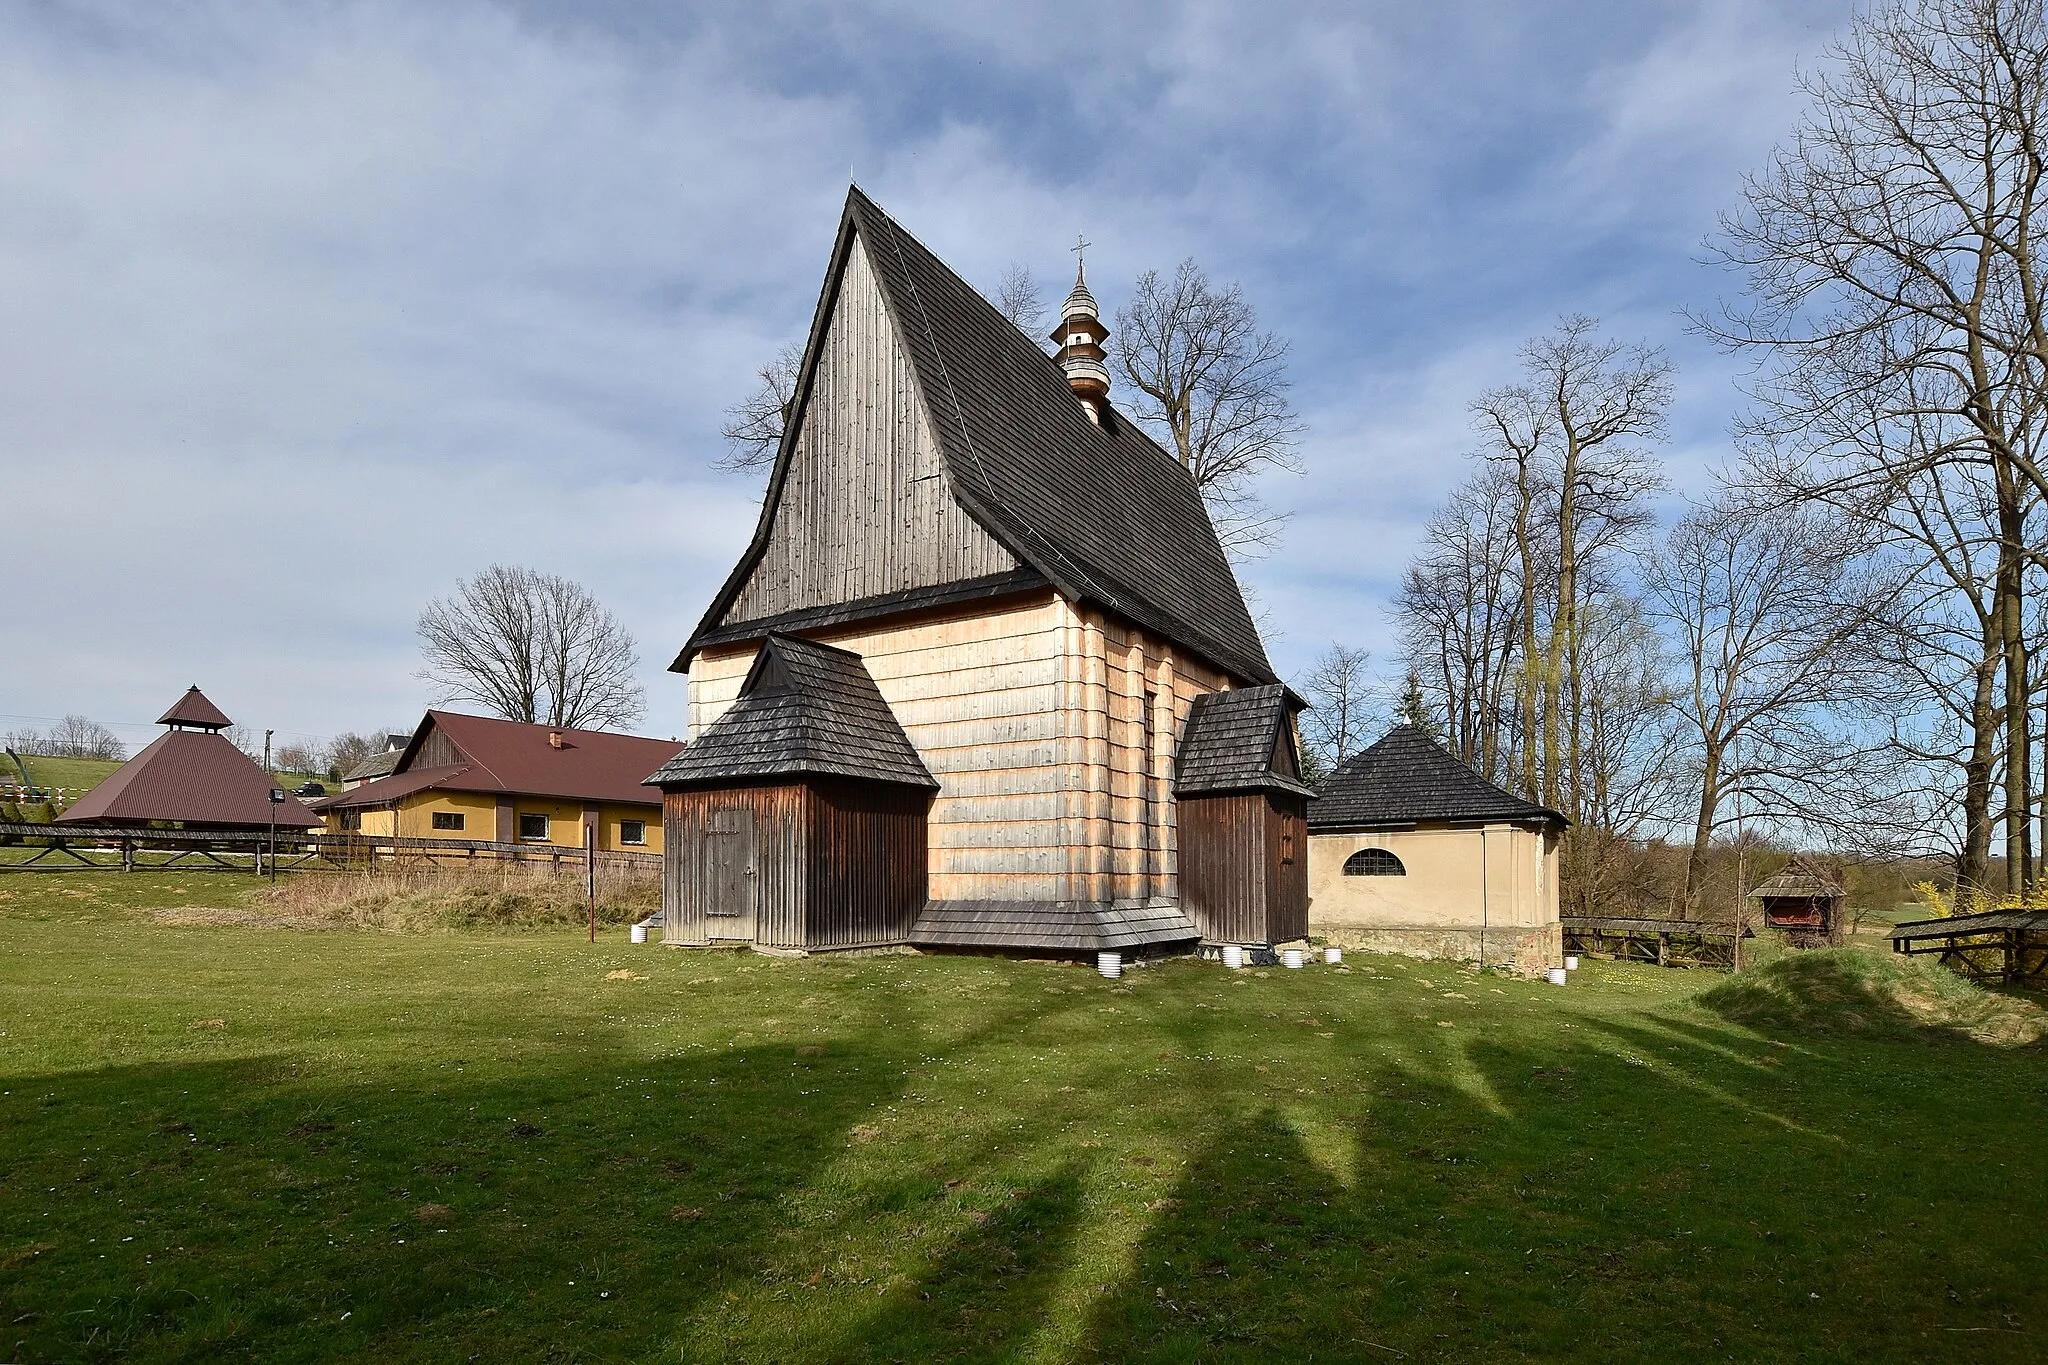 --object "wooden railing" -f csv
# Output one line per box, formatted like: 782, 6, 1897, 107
0, 822, 660, 874
1561, 915, 1746, 971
